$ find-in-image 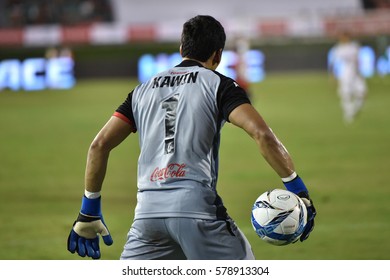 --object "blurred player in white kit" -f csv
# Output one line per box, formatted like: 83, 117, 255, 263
234, 36, 251, 99
330, 32, 367, 124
